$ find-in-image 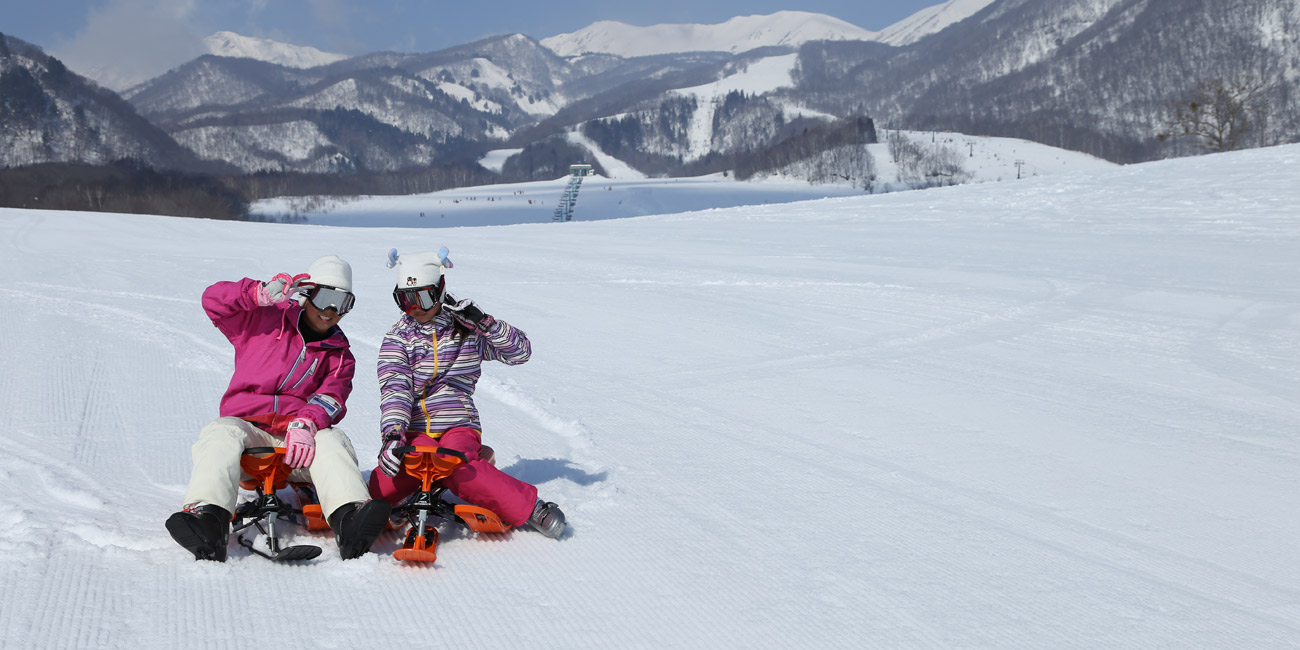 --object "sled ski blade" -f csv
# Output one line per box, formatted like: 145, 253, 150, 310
394, 525, 439, 563
393, 547, 438, 563
289, 483, 331, 530
236, 534, 322, 562
270, 544, 323, 562
454, 505, 511, 533
300, 503, 330, 531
